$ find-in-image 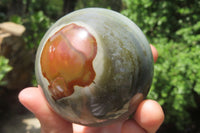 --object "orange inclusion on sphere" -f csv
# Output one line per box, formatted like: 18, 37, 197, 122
40, 23, 97, 100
